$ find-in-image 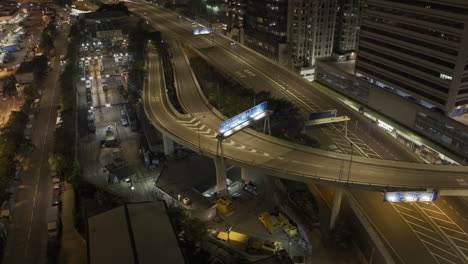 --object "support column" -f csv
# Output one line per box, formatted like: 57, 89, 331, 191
241, 167, 250, 184
163, 134, 174, 156
214, 156, 227, 196
330, 187, 344, 230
